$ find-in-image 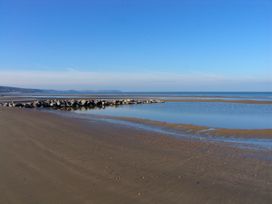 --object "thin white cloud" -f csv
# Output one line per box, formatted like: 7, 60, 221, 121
0, 70, 271, 91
